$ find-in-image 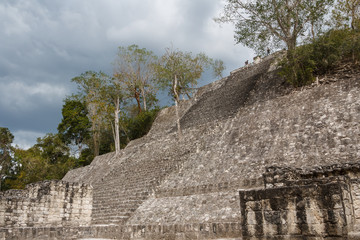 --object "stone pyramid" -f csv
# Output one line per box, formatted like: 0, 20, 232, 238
1, 52, 360, 239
